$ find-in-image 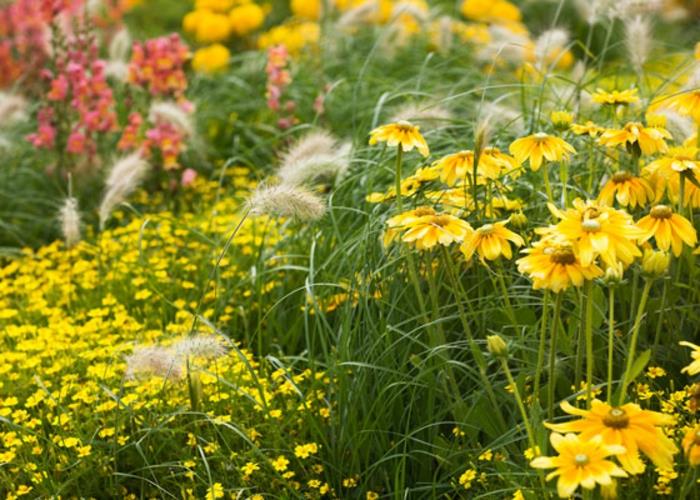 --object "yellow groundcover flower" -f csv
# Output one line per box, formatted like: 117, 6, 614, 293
599, 122, 671, 155
682, 425, 700, 466
545, 399, 678, 474
598, 171, 654, 208
530, 432, 627, 499
229, 3, 265, 36
516, 240, 603, 293
636, 204, 697, 256
460, 221, 524, 260
460, 0, 521, 24
369, 121, 430, 157
509, 133, 575, 171
679, 341, 700, 376
591, 88, 640, 106
549, 199, 642, 267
